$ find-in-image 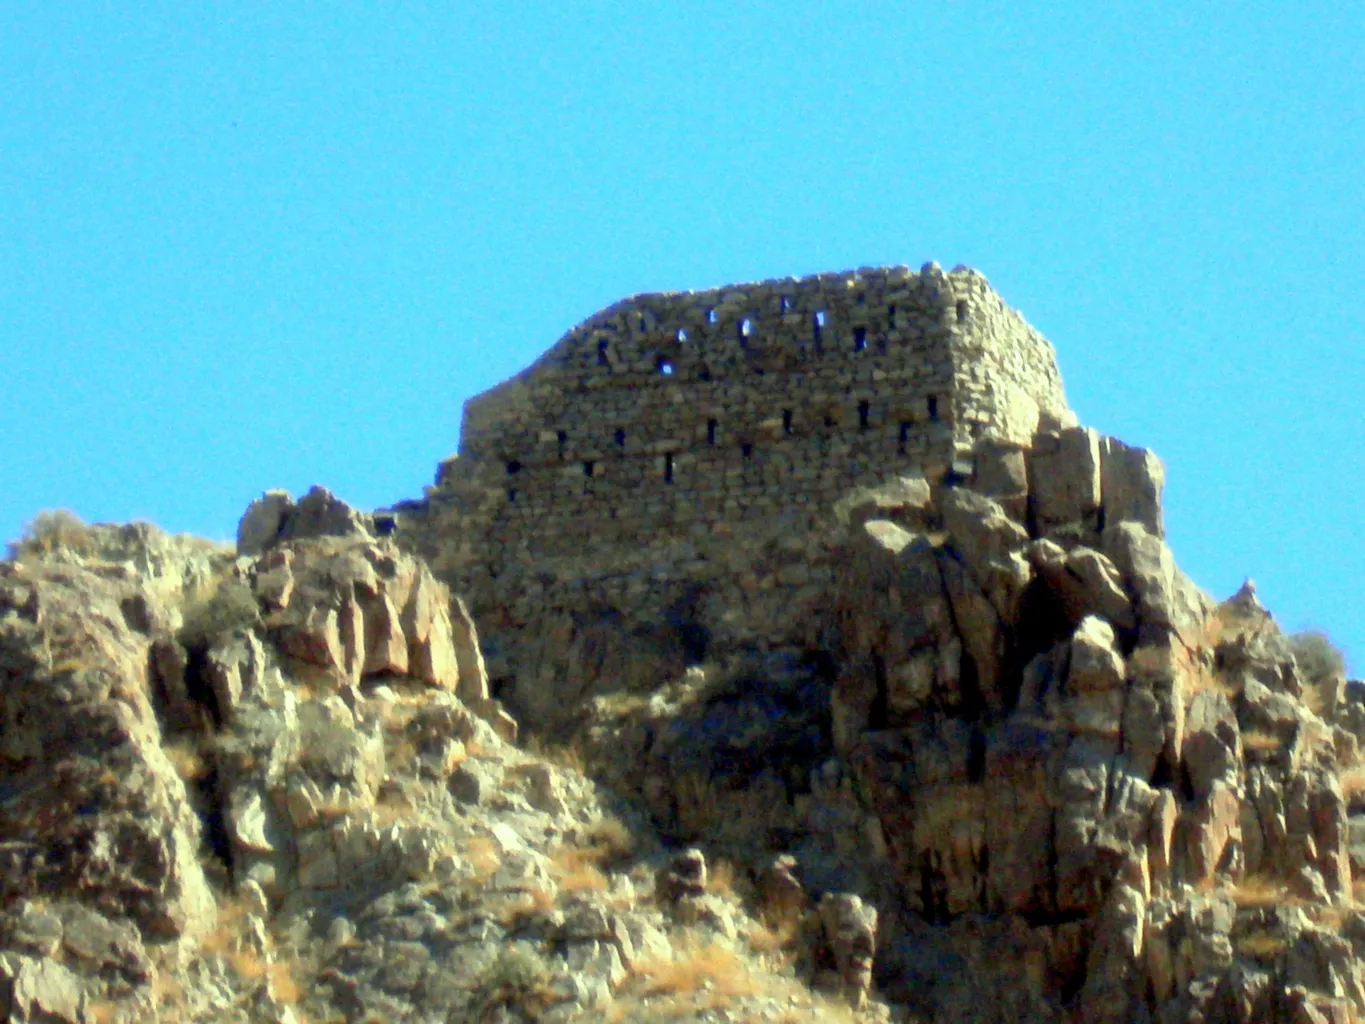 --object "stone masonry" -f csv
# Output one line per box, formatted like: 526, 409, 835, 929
396, 263, 1069, 686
